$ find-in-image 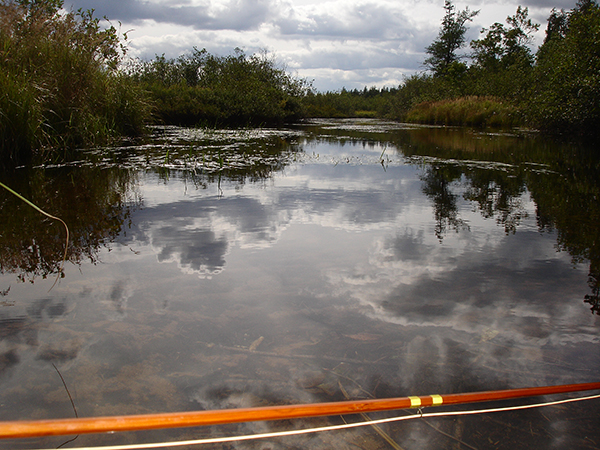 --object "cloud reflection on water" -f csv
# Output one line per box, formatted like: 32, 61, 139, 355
122, 154, 598, 391
1, 122, 598, 449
